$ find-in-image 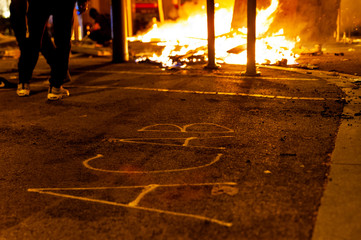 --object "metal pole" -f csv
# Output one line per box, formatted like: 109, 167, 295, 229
205, 0, 219, 70
112, 0, 129, 63
126, 0, 133, 36
336, 7, 341, 42
244, 0, 260, 76
158, 0, 165, 23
